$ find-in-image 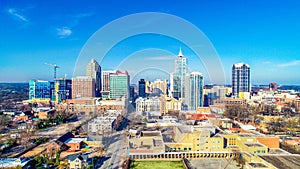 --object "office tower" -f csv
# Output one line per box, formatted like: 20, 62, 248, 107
151, 79, 168, 94
72, 76, 95, 98
172, 48, 188, 100
138, 79, 146, 97
29, 80, 54, 100
232, 63, 250, 97
86, 59, 101, 97
54, 78, 72, 102
101, 70, 116, 99
185, 72, 204, 110
129, 85, 135, 102
269, 82, 277, 91
109, 71, 130, 99
145, 81, 152, 94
